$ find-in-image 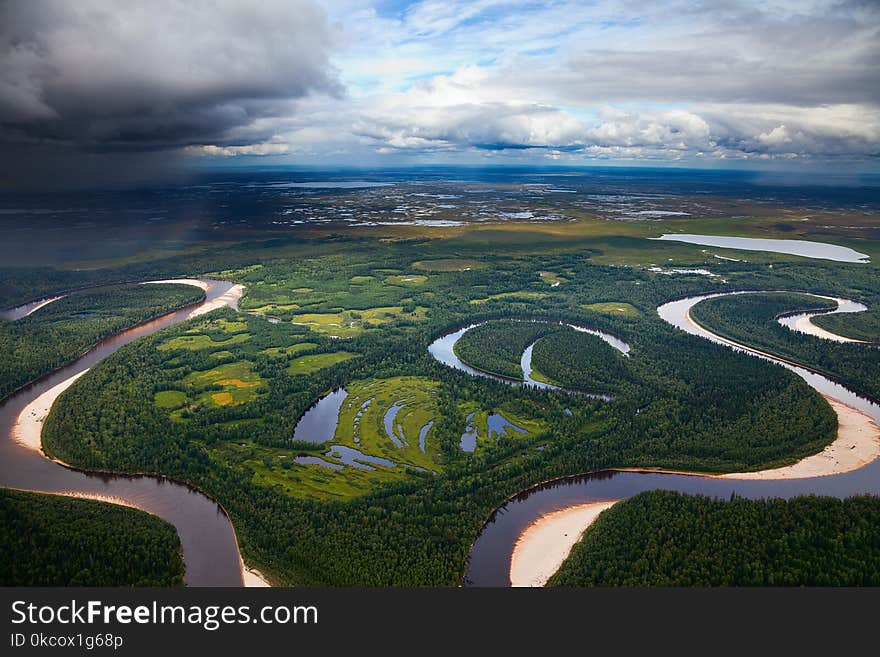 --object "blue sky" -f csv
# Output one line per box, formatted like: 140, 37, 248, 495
1, 0, 879, 182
